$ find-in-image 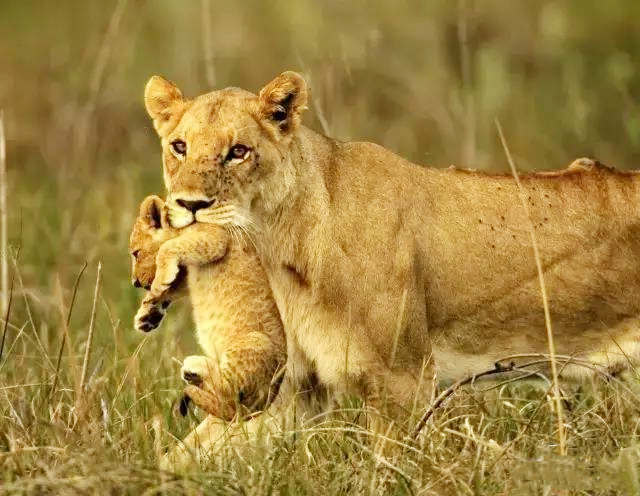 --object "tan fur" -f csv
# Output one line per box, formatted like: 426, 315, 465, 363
129, 195, 286, 421
144, 71, 640, 466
